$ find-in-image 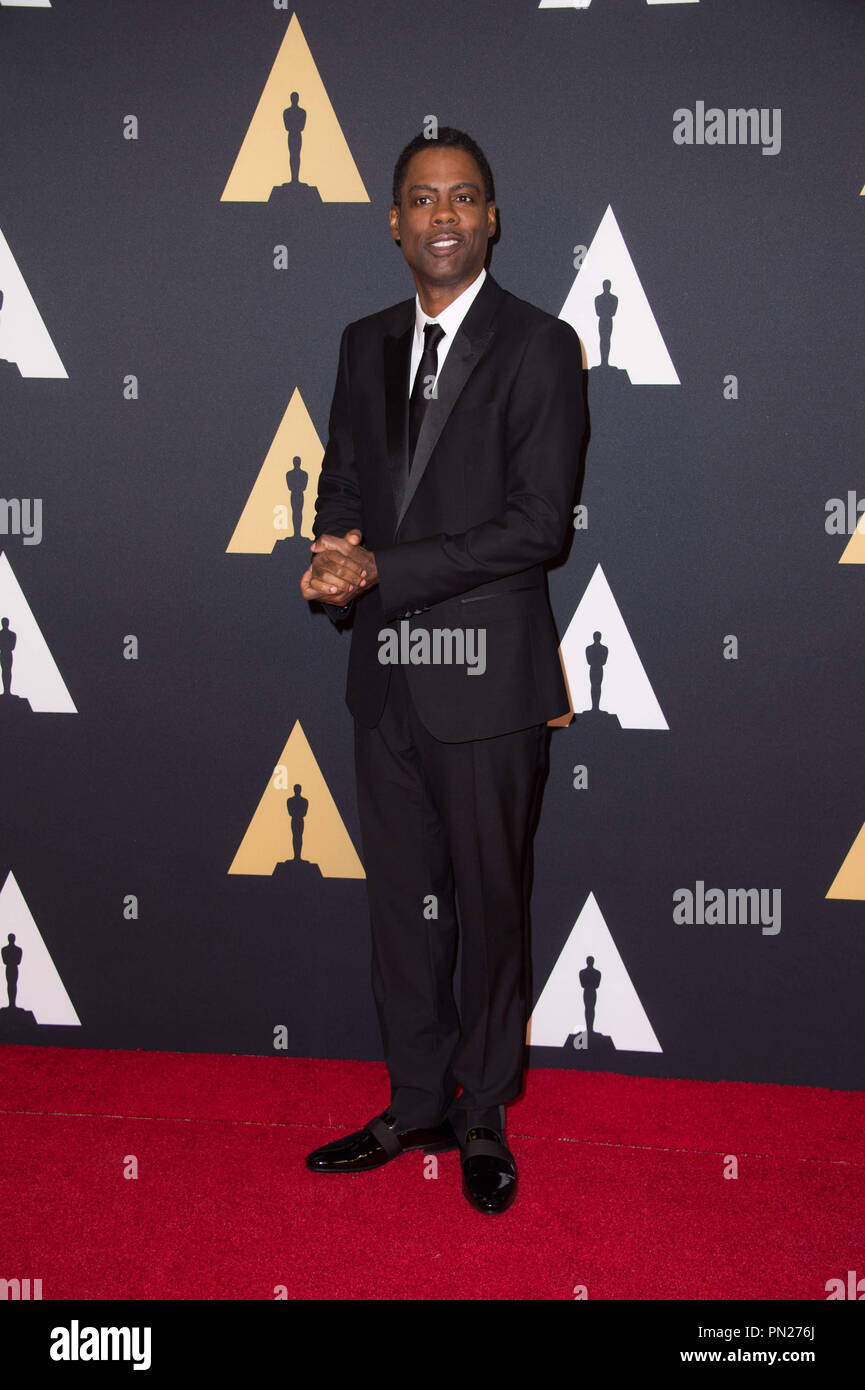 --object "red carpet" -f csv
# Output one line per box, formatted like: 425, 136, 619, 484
0, 1046, 862, 1300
